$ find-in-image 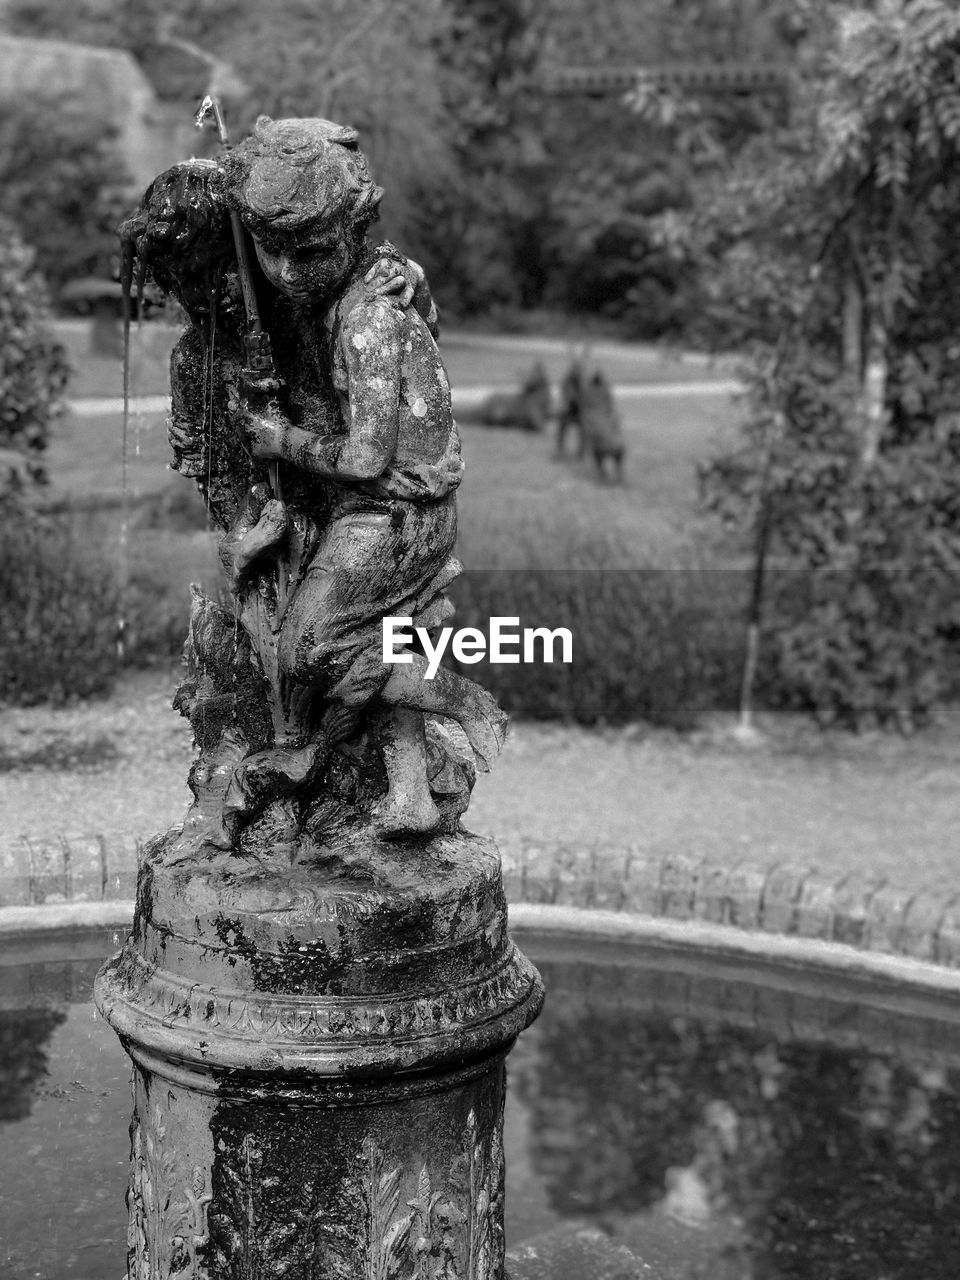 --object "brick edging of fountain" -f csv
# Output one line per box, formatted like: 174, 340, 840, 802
2, 832, 958, 969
